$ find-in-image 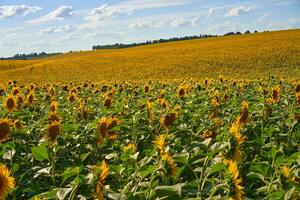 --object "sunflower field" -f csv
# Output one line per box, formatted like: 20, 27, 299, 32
0, 77, 299, 200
